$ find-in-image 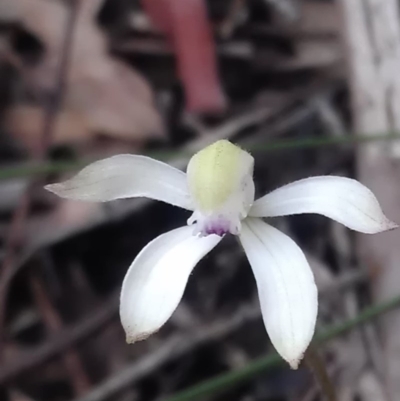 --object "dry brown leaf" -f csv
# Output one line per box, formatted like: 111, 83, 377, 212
3, 0, 164, 150
5, 105, 91, 153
